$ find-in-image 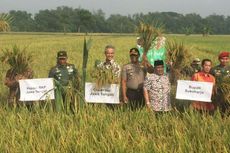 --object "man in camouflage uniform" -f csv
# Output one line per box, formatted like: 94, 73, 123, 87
121, 48, 146, 110
181, 58, 202, 78
49, 51, 79, 109
4, 68, 33, 107
211, 51, 230, 114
